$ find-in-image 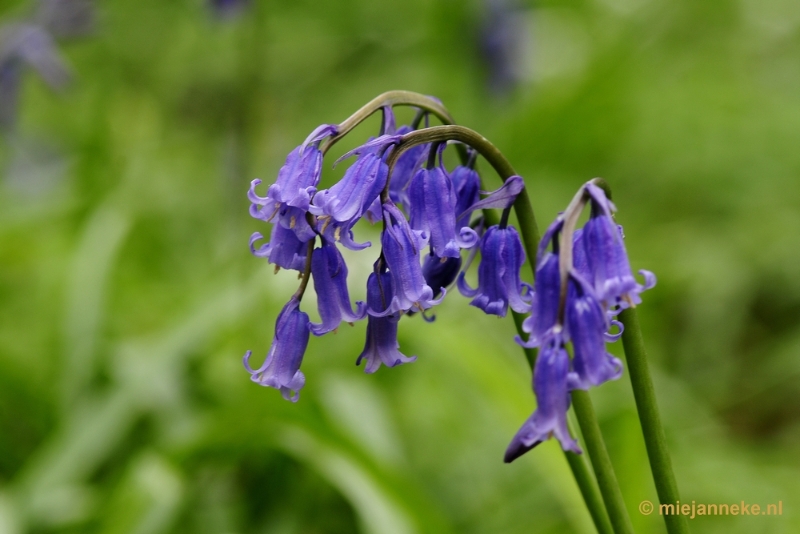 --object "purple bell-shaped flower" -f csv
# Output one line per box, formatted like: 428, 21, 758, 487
249, 222, 308, 272
582, 183, 656, 308
565, 273, 623, 389
357, 270, 417, 373
378, 203, 443, 314
309, 240, 367, 335
243, 297, 310, 402
458, 225, 531, 317
248, 124, 337, 241
407, 160, 478, 258
505, 332, 582, 462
